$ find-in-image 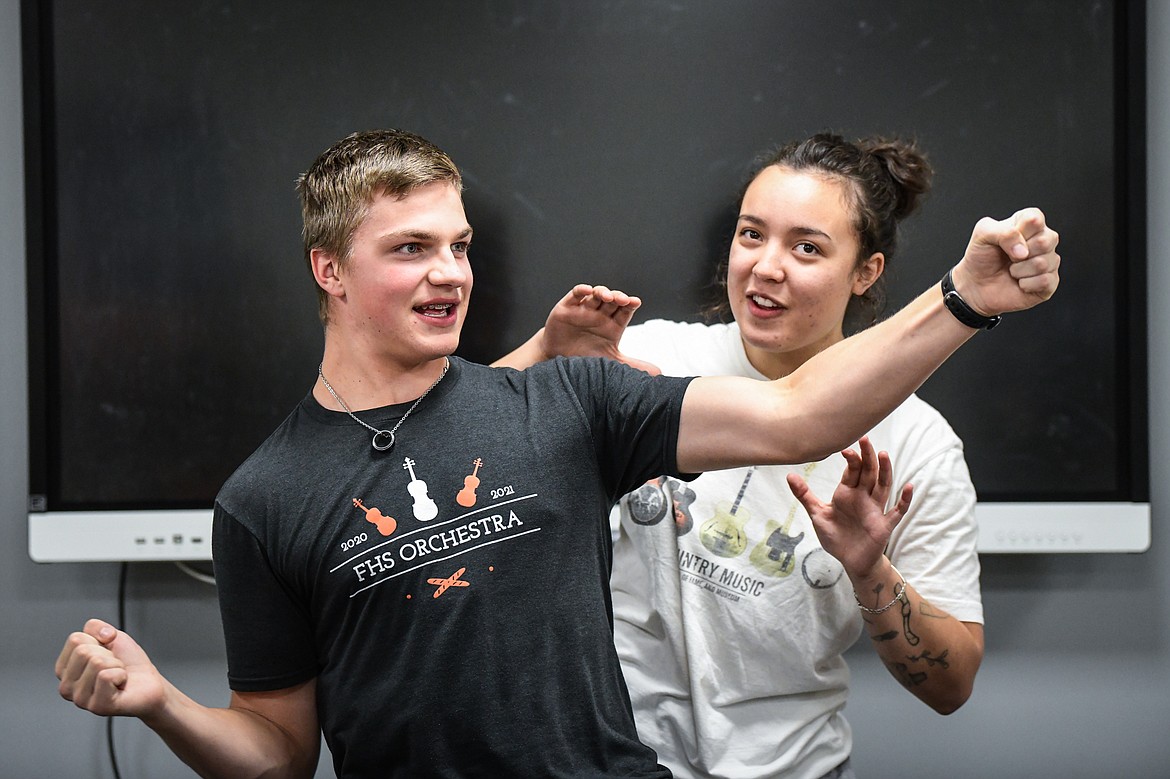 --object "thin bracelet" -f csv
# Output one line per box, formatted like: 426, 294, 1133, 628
854, 566, 908, 615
